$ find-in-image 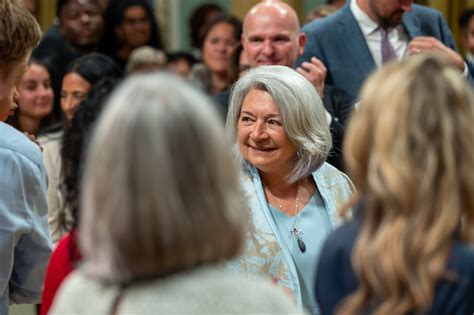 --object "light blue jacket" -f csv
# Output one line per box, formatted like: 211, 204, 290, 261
0, 123, 52, 314
230, 163, 355, 306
